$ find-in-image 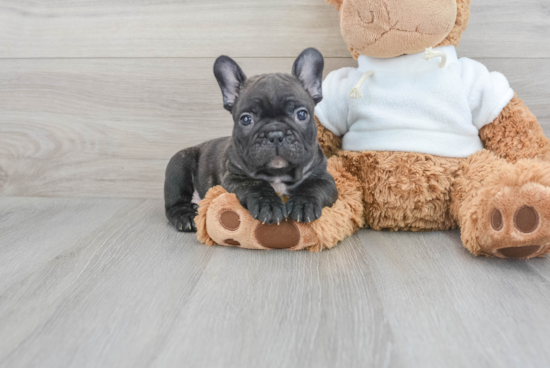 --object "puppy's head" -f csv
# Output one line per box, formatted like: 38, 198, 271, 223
213, 48, 324, 174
